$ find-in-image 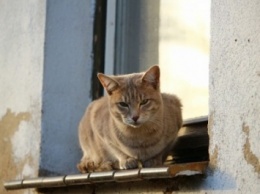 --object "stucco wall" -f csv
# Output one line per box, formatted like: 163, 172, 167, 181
206, 0, 260, 193
0, 0, 46, 194
0, 0, 95, 193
